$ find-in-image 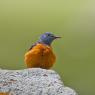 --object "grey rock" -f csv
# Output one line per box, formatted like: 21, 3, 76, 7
0, 68, 77, 95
